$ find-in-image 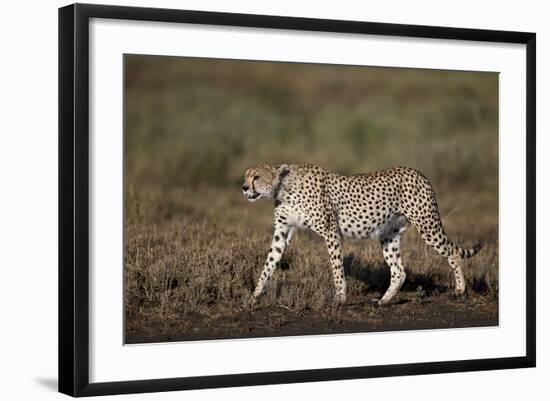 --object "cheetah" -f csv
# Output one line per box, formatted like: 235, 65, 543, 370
242, 164, 482, 306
